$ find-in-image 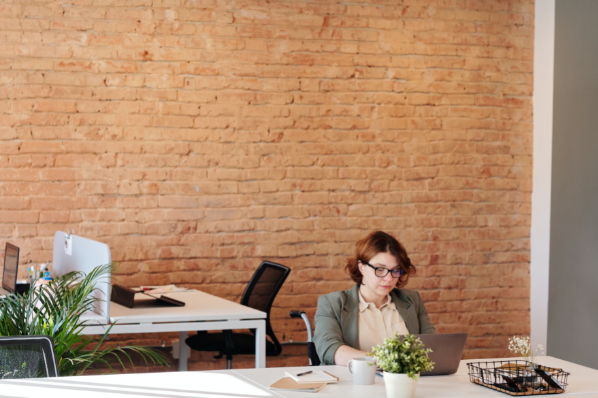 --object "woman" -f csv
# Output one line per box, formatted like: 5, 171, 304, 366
313, 231, 436, 365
